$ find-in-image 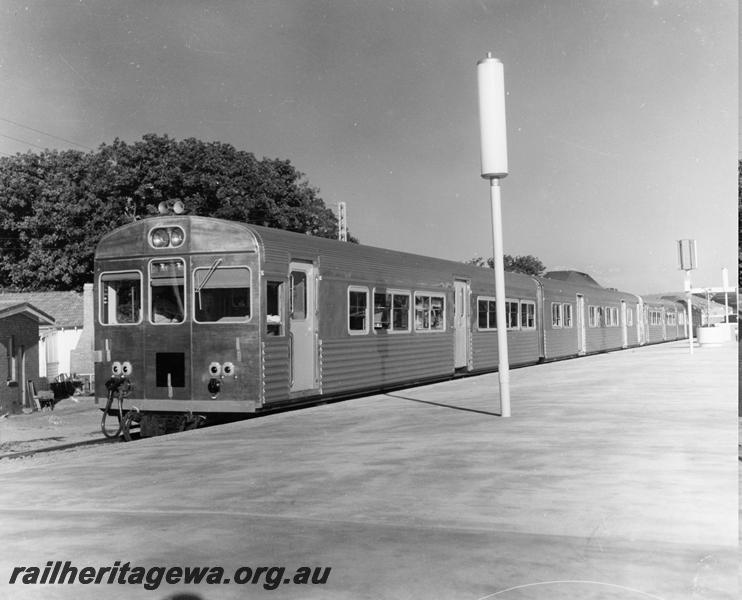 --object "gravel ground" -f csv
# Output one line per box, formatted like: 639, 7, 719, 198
0, 395, 105, 455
